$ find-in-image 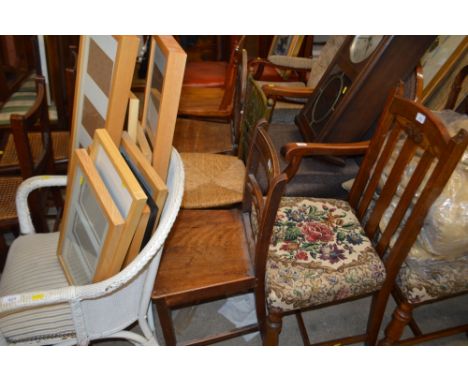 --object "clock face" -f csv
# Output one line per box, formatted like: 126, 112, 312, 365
349, 35, 384, 63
